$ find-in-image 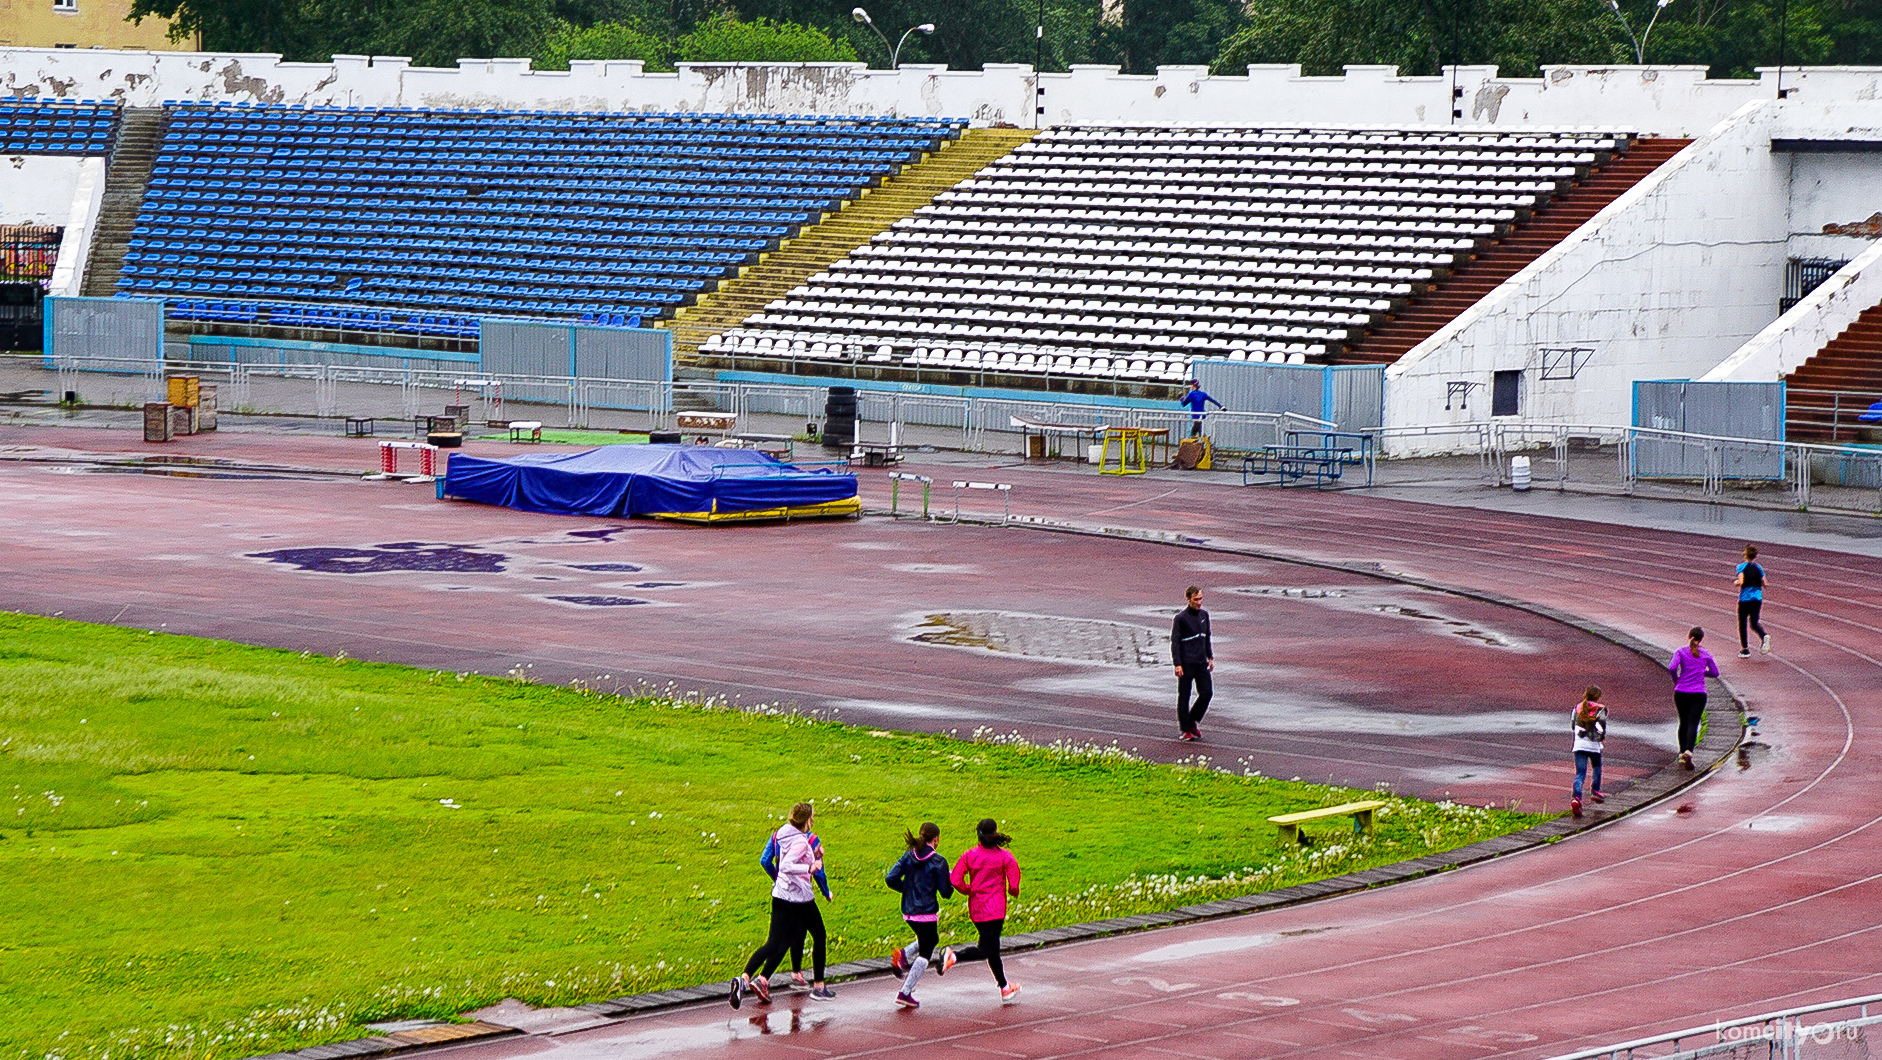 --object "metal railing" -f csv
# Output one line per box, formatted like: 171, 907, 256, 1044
1787, 387, 1882, 444
1546, 992, 1882, 1060
1381, 420, 1882, 514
